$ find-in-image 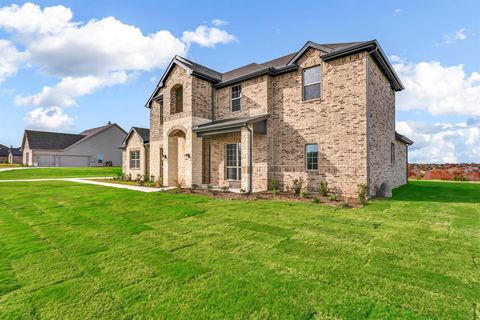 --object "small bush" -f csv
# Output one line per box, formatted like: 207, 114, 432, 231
339, 202, 351, 208
207, 184, 214, 193
240, 188, 246, 193
270, 178, 279, 194
299, 190, 307, 198
291, 178, 304, 195
190, 184, 199, 193
358, 183, 368, 205
272, 189, 279, 196
318, 181, 329, 196
453, 175, 467, 181
173, 179, 182, 191
312, 196, 320, 203
220, 185, 230, 193
328, 194, 338, 202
